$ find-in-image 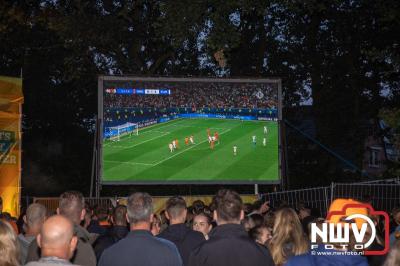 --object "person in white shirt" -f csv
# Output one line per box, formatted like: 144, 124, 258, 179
172, 140, 176, 149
